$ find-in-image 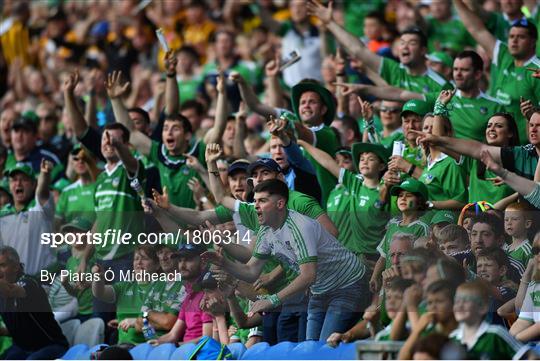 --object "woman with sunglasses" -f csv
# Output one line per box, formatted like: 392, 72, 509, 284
55, 146, 100, 229
360, 99, 404, 148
